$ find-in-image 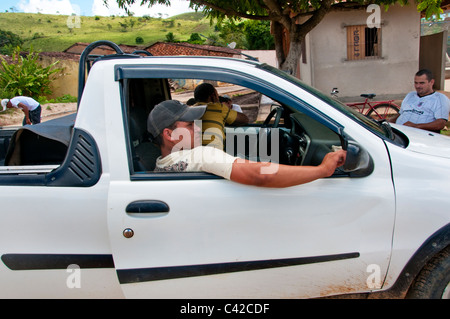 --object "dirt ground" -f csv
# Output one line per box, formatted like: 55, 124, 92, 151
0, 103, 77, 127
